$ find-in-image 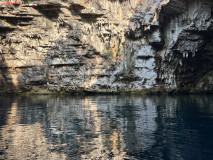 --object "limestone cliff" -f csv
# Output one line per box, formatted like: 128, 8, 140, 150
0, 0, 212, 94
